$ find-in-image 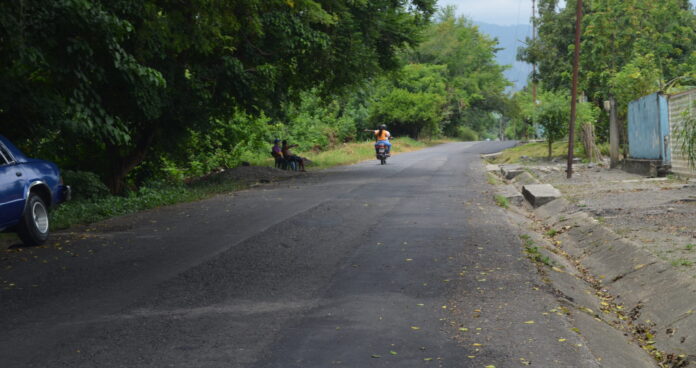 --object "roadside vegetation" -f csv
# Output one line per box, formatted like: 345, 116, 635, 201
486, 141, 585, 165
2, 2, 512, 230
